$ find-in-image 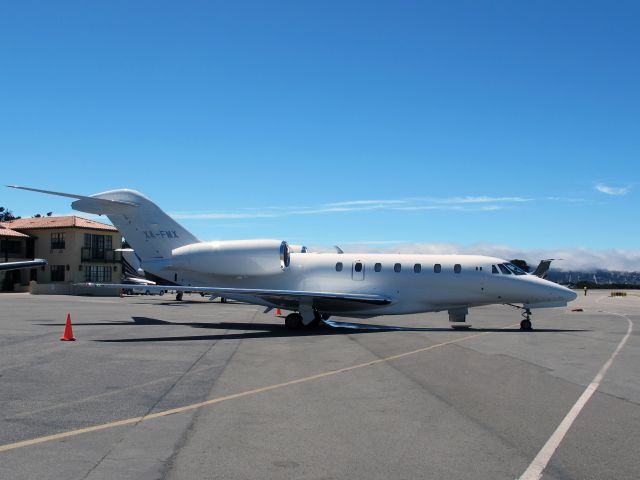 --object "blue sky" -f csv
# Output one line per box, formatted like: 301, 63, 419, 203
1, 1, 639, 268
